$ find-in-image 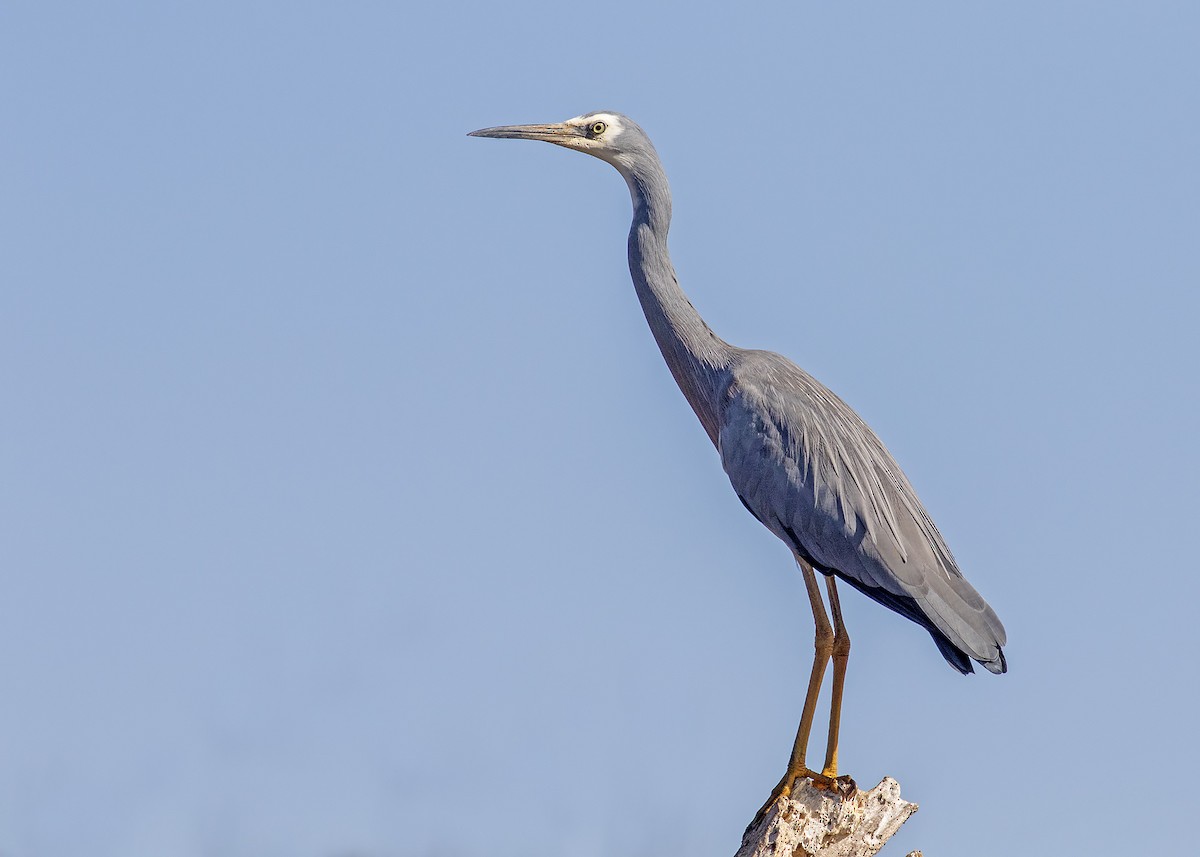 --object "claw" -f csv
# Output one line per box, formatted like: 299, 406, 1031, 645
747, 768, 837, 832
